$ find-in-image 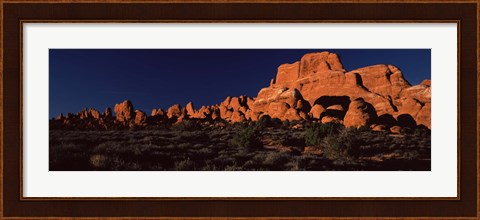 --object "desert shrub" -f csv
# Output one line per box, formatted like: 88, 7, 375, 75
280, 135, 306, 148
224, 163, 242, 171
403, 150, 421, 160
357, 125, 371, 132
230, 124, 262, 150
270, 118, 283, 128
174, 158, 195, 170
263, 151, 289, 170
285, 157, 307, 171
256, 115, 272, 129
304, 122, 344, 147
413, 127, 431, 138
90, 154, 108, 168
320, 127, 362, 162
